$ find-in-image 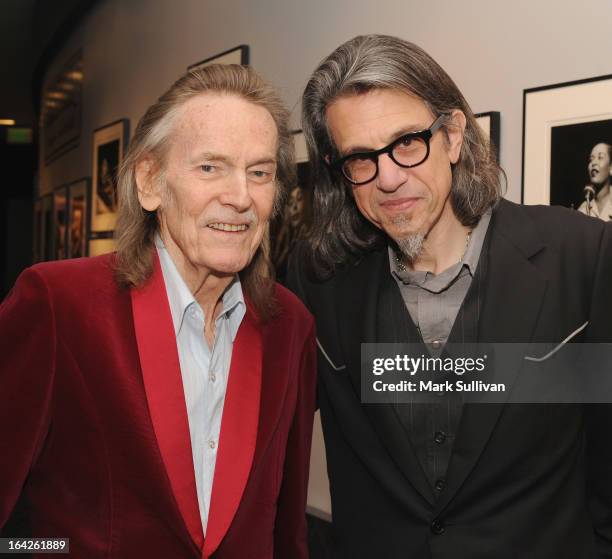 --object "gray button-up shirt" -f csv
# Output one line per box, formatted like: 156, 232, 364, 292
389, 209, 491, 346
388, 210, 491, 488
